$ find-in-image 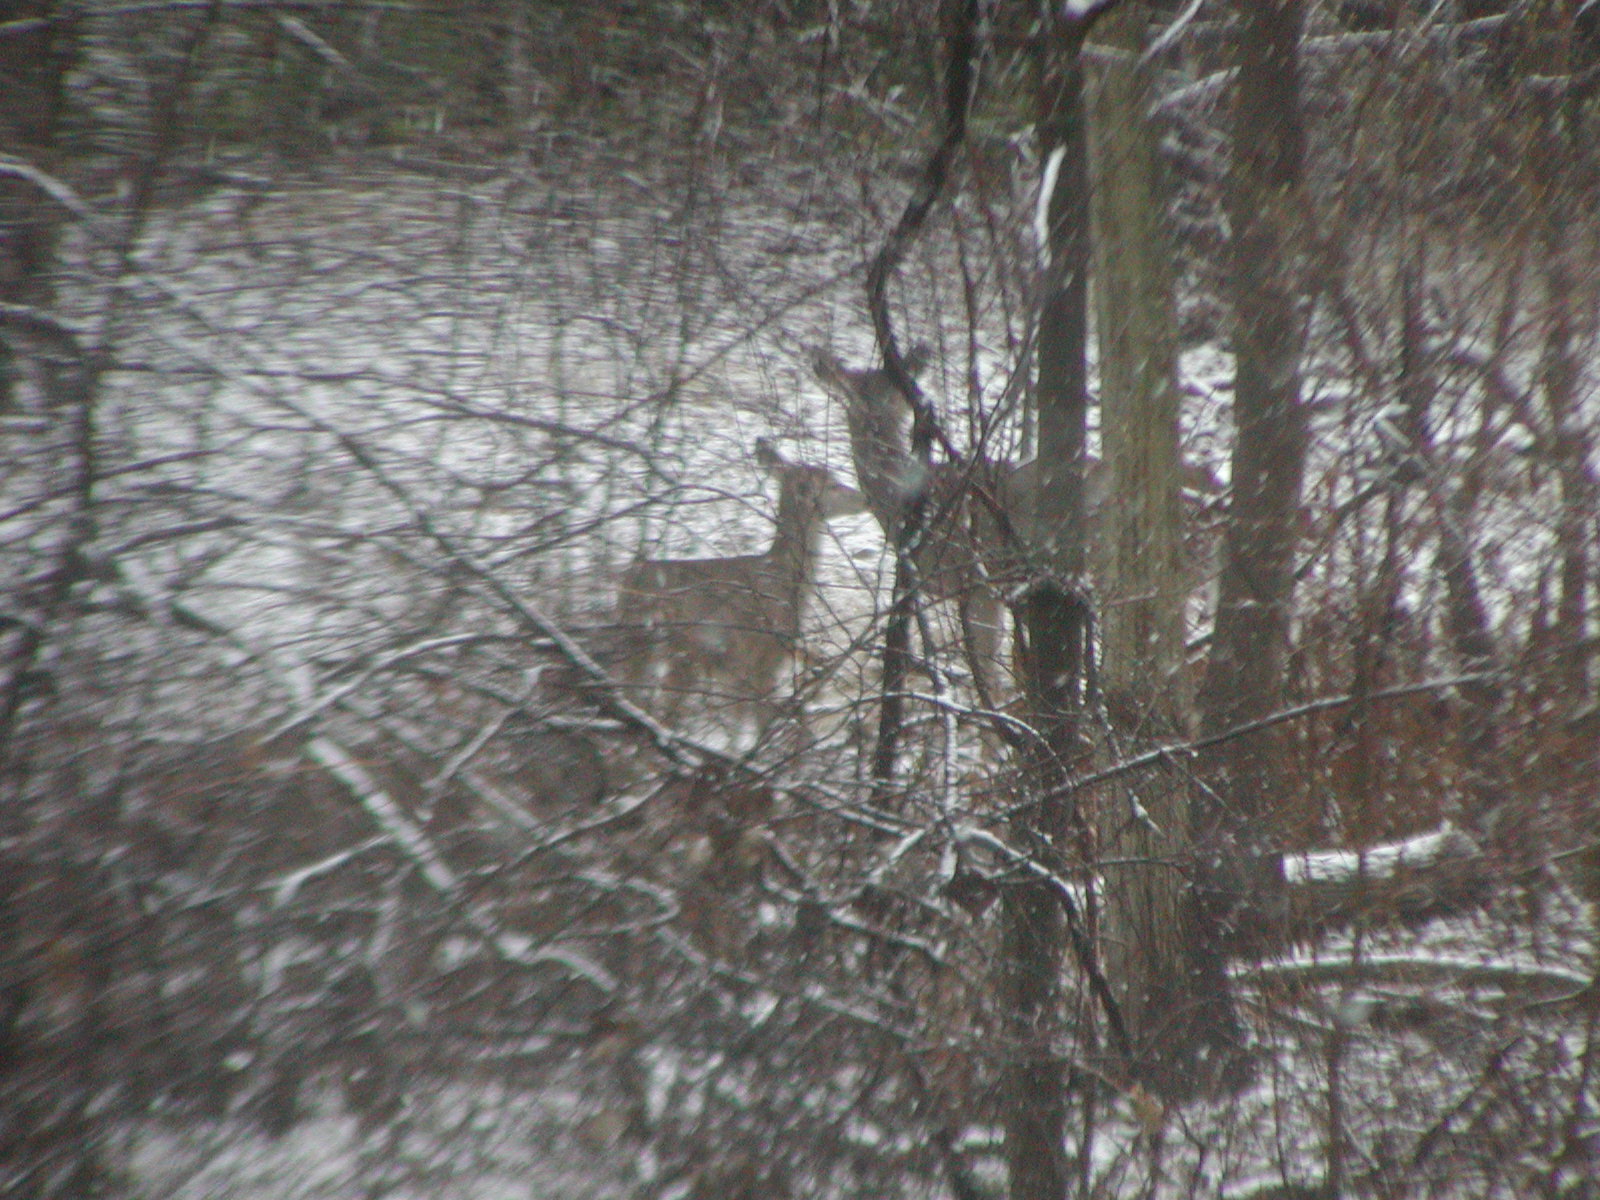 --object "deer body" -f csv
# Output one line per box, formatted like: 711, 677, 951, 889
812, 348, 1026, 698
813, 348, 1221, 702
616, 443, 861, 724
811, 347, 1054, 573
